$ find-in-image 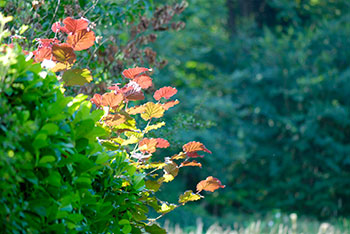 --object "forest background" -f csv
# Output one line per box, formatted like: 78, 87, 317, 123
2, 0, 350, 232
